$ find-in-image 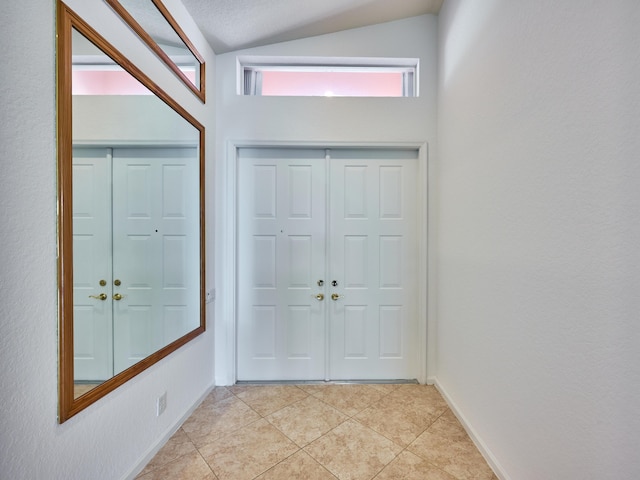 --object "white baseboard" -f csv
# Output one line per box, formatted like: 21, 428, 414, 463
123, 384, 215, 480
214, 374, 234, 386
433, 378, 509, 480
